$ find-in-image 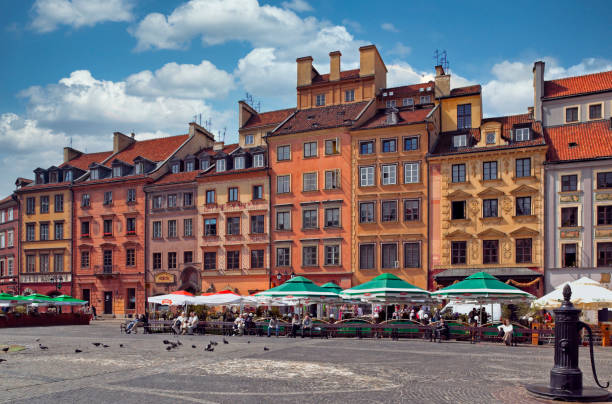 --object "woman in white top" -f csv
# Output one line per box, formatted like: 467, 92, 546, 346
497, 319, 514, 345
